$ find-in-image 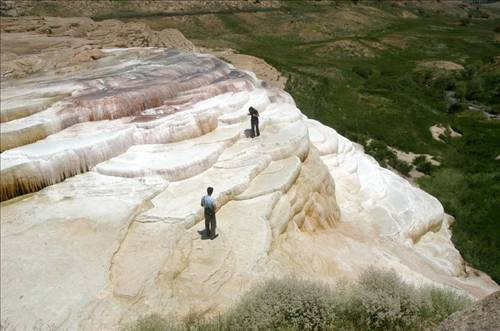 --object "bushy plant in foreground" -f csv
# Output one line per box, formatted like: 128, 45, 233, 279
418, 285, 471, 326
334, 268, 422, 330
336, 268, 471, 331
225, 277, 336, 331
126, 314, 173, 331
126, 269, 471, 331
125, 313, 224, 331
